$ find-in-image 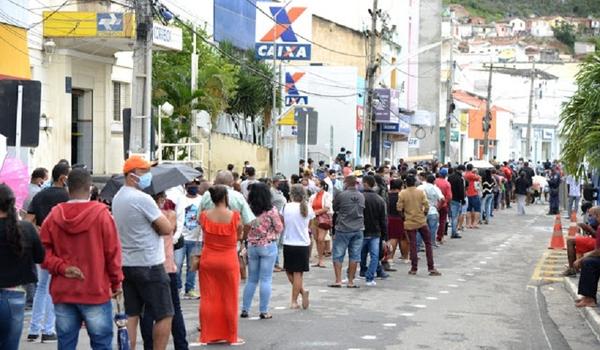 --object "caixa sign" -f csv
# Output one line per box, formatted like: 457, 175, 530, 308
255, 3, 312, 61
255, 43, 311, 60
